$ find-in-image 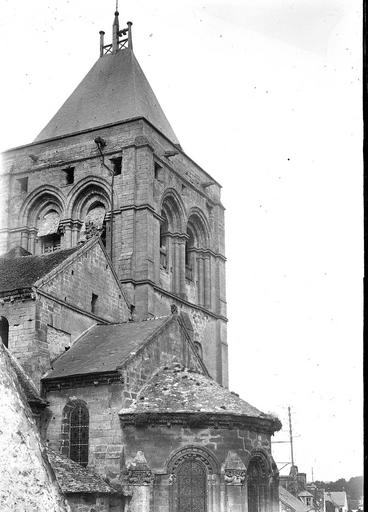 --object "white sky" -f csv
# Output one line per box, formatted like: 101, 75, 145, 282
0, 0, 363, 482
